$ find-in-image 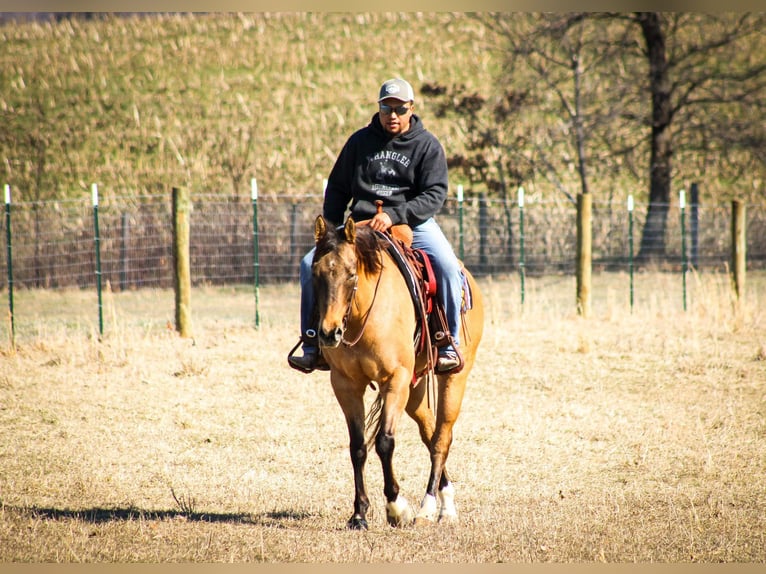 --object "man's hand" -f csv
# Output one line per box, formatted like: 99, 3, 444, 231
368, 210, 392, 232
